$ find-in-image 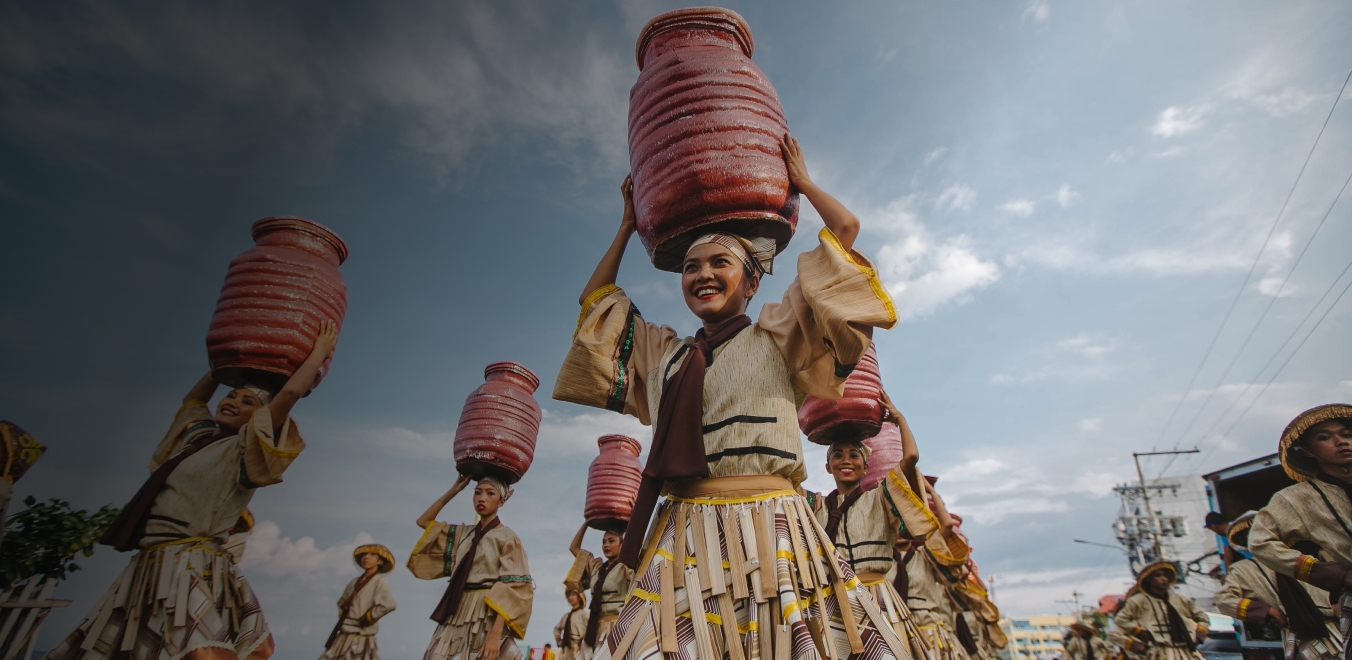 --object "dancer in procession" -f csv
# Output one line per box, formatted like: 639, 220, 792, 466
564, 523, 635, 658
1215, 513, 1342, 660
553, 135, 903, 660
1249, 404, 1352, 660
805, 392, 937, 660
898, 484, 973, 660
1063, 623, 1109, 660
410, 474, 535, 660
554, 590, 589, 660
44, 320, 338, 660
319, 544, 398, 660
1108, 562, 1208, 660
